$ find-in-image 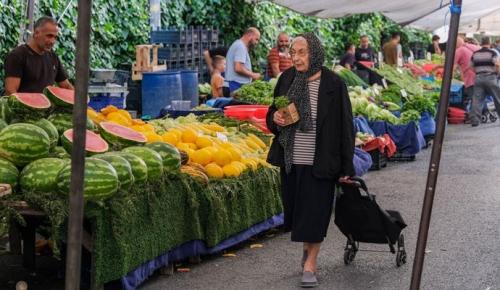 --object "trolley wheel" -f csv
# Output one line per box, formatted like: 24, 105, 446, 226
343, 248, 357, 265
481, 115, 488, 123
489, 114, 497, 123
396, 234, 407, 267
